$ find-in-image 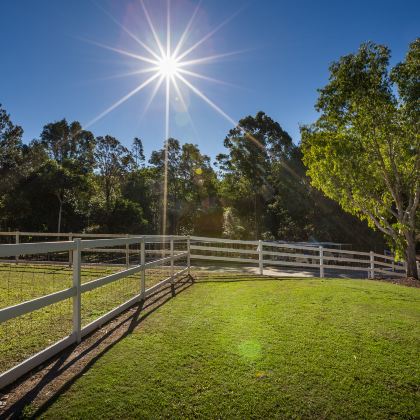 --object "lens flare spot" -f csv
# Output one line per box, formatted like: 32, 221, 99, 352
237, 339, 262, 361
